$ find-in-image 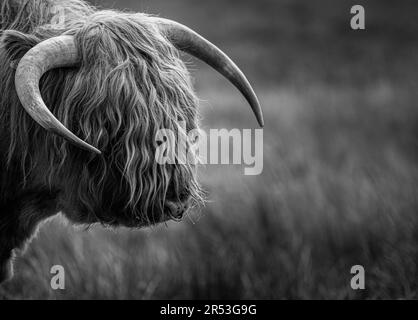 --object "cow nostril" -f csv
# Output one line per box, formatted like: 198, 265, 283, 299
165, 200, 186, 220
